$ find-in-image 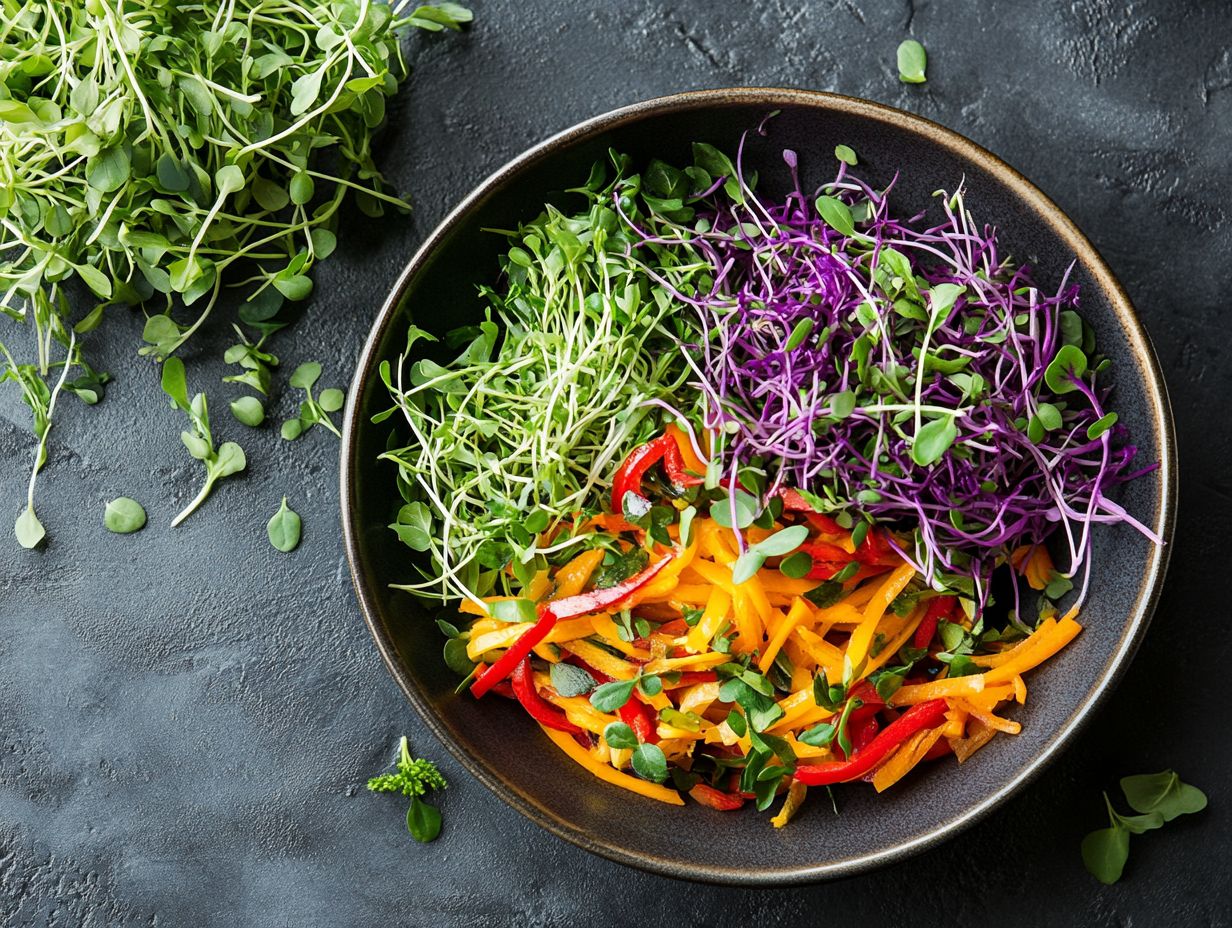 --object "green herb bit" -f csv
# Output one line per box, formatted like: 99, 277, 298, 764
897, 39, 928, 84
161, 358, 247, 526
5, 330, 80, 548
281, 362, 345, 440
367, 736, 448, 843
266, 497, 302, 552
230, 396, 266, 428
834, 144, 858, 166
1081, 771, 1207, 884
104, 497, 147, 534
